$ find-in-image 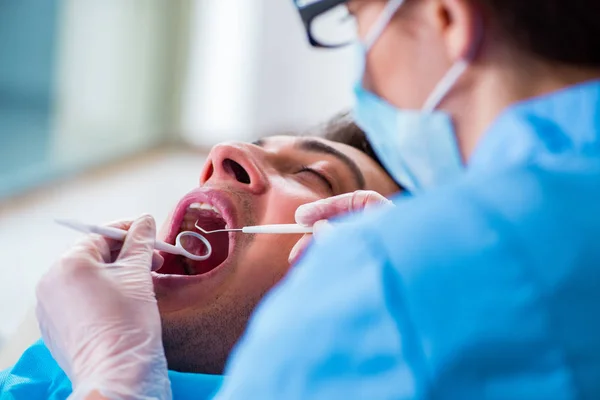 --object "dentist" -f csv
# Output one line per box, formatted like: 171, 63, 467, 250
35, 0, 600, 398
217, 0, 600, 398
